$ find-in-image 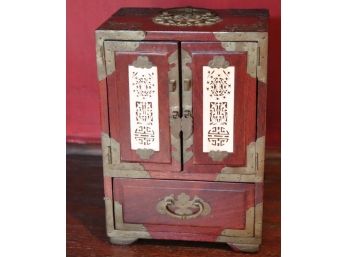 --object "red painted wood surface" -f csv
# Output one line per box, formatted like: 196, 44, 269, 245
114, 178, 254, 236
182, 42, 256, 173
108, 42, 179, 170
66, 0, 280, 149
